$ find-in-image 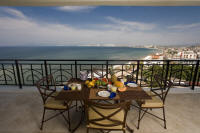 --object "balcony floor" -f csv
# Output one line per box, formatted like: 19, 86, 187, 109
0, 86, 200, 133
